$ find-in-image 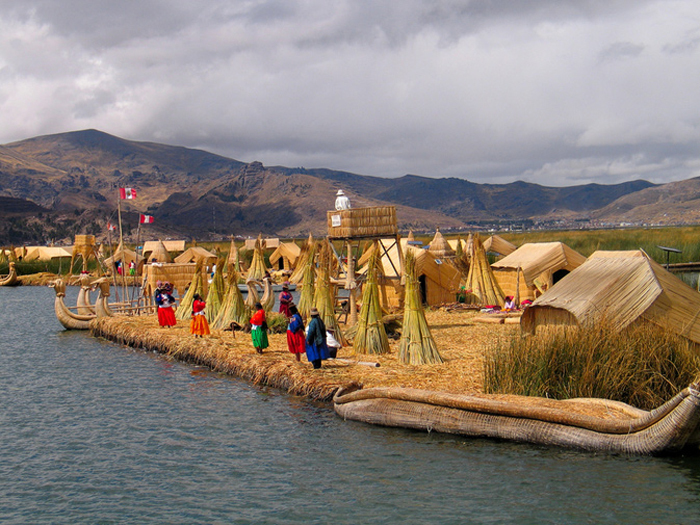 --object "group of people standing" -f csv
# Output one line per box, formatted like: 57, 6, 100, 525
252, 282, 338, 369
155, 279, 338, 368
